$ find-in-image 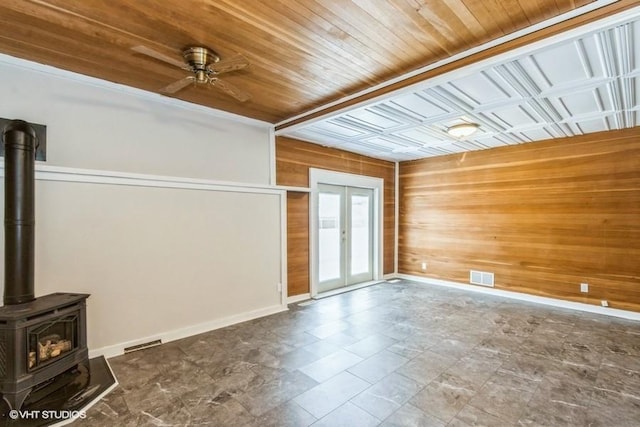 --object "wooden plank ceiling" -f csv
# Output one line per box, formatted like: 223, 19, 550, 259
0, 0, 600, 124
